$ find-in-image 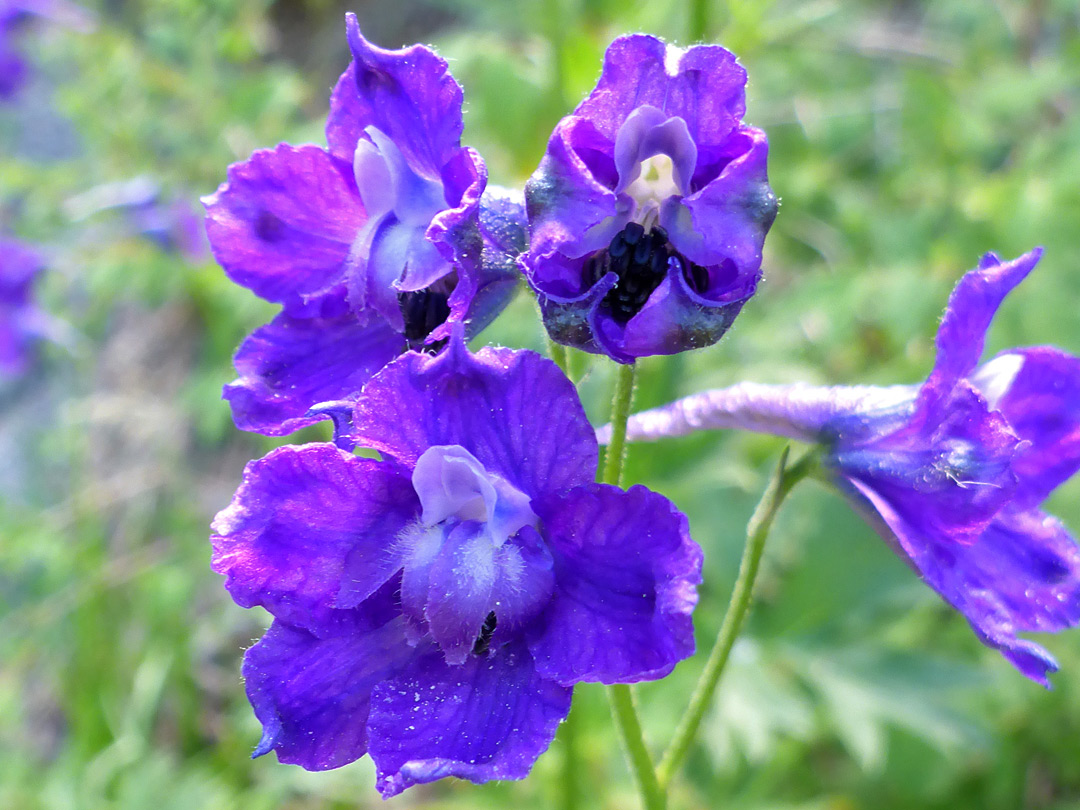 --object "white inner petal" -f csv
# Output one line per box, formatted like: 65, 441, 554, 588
625, 154, 679, 223
969, 353, 1026, 410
